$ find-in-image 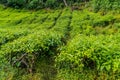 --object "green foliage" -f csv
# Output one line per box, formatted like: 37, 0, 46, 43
56, 34, 120, 70
70, 10, 119, 37
7, 0, 26, 8
0, 5, 120, 80
0, 29, 29, 46
0, 0, 89, 9
0, 55, 15, 80
45, 0, 56, 8
27, 0, 42, 9
92, 0, 120, 12
0, 7, 72, 79
0, 0, 120, 11
56, 34, 120, 79
55, 8, 120, 80
0, 0, 7, 4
